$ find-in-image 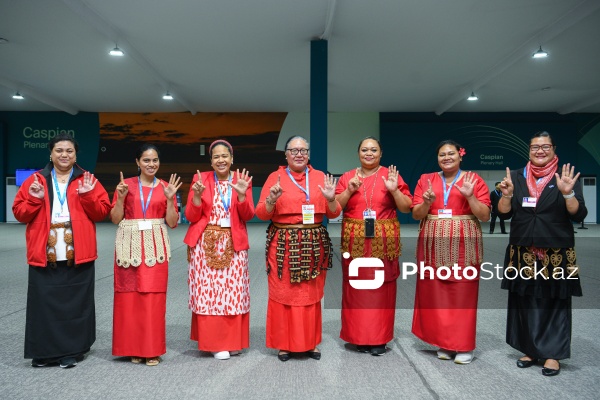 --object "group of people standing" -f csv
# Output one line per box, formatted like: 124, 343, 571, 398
13, 131, 585, 377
